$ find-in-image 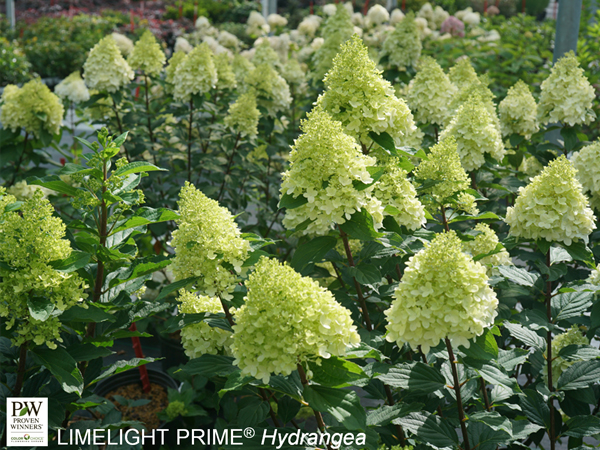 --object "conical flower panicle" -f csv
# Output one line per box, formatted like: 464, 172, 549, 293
232, 54, 255, 85
231, 257, 360, 383
407, 56, 457, 125
54, 71, 90, 104
177, 289, 233, 358
280, 108, 384, 236
128, 29, 166, 77
505, 155, 596, 245
440, 95, 505, 171
318, 35, 417, 148
0, 190, 86, 349
538, 51, 595, 126
83, 36, 134, 93
165, 50, 187, 87
448, 57, 479, 90
462, 223, 512, 275
385, 231, 498, 353
224, 92, 260, 138
252, 40, 281, 69
498, 80, 538, 138
571, 140, 600, 212
244, 63, 292, 117
171, 182, 251, 298
381, 12, 422, 70
172, 43, 218, 102
214, 53, 237, 90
